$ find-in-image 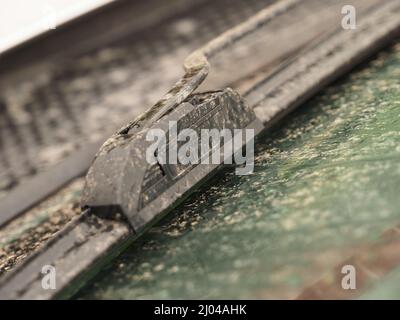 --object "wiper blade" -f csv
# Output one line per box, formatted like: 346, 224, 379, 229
1, 0, 399, 299
82, 88, 263, 232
